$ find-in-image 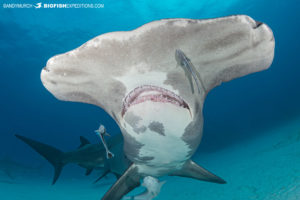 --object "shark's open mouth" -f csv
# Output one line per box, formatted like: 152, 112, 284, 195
121, 85, 190, 117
